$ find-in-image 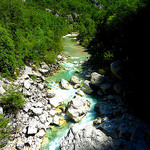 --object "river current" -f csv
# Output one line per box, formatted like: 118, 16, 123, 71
43, 34, 101, 150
